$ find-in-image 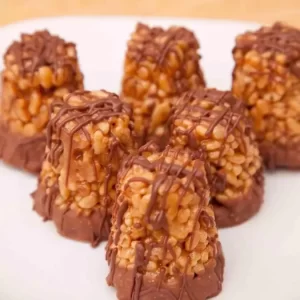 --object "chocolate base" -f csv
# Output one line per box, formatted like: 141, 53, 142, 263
107, 242, 224, 300
32, 184, 111, 247
213, 168, 264, 228
146, 131, 170, 151
259, 140, 300, 169
0, 122, 45, 174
